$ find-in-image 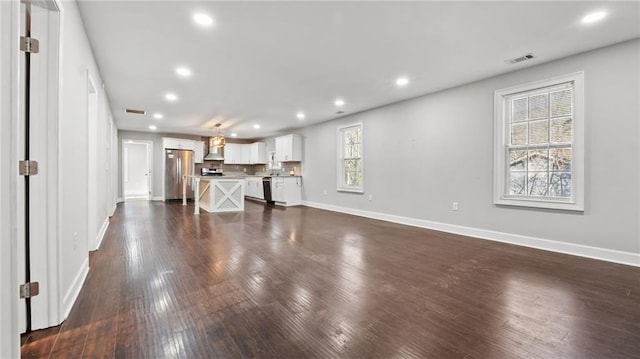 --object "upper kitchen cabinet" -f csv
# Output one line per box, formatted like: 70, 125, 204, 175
224, 143, 242, 164
241, 144, 252, 164
250, 142, 266, 164
193, 140, 205, 163
162, 137, 194, 150
163, 137, 205, 163
275, 134, 302, 162
225, 142, 265, 164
